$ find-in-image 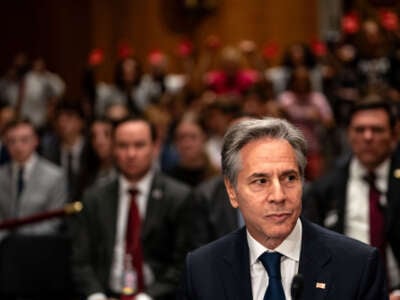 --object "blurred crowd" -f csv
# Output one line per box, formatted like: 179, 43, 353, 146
1, 9, 400, 299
